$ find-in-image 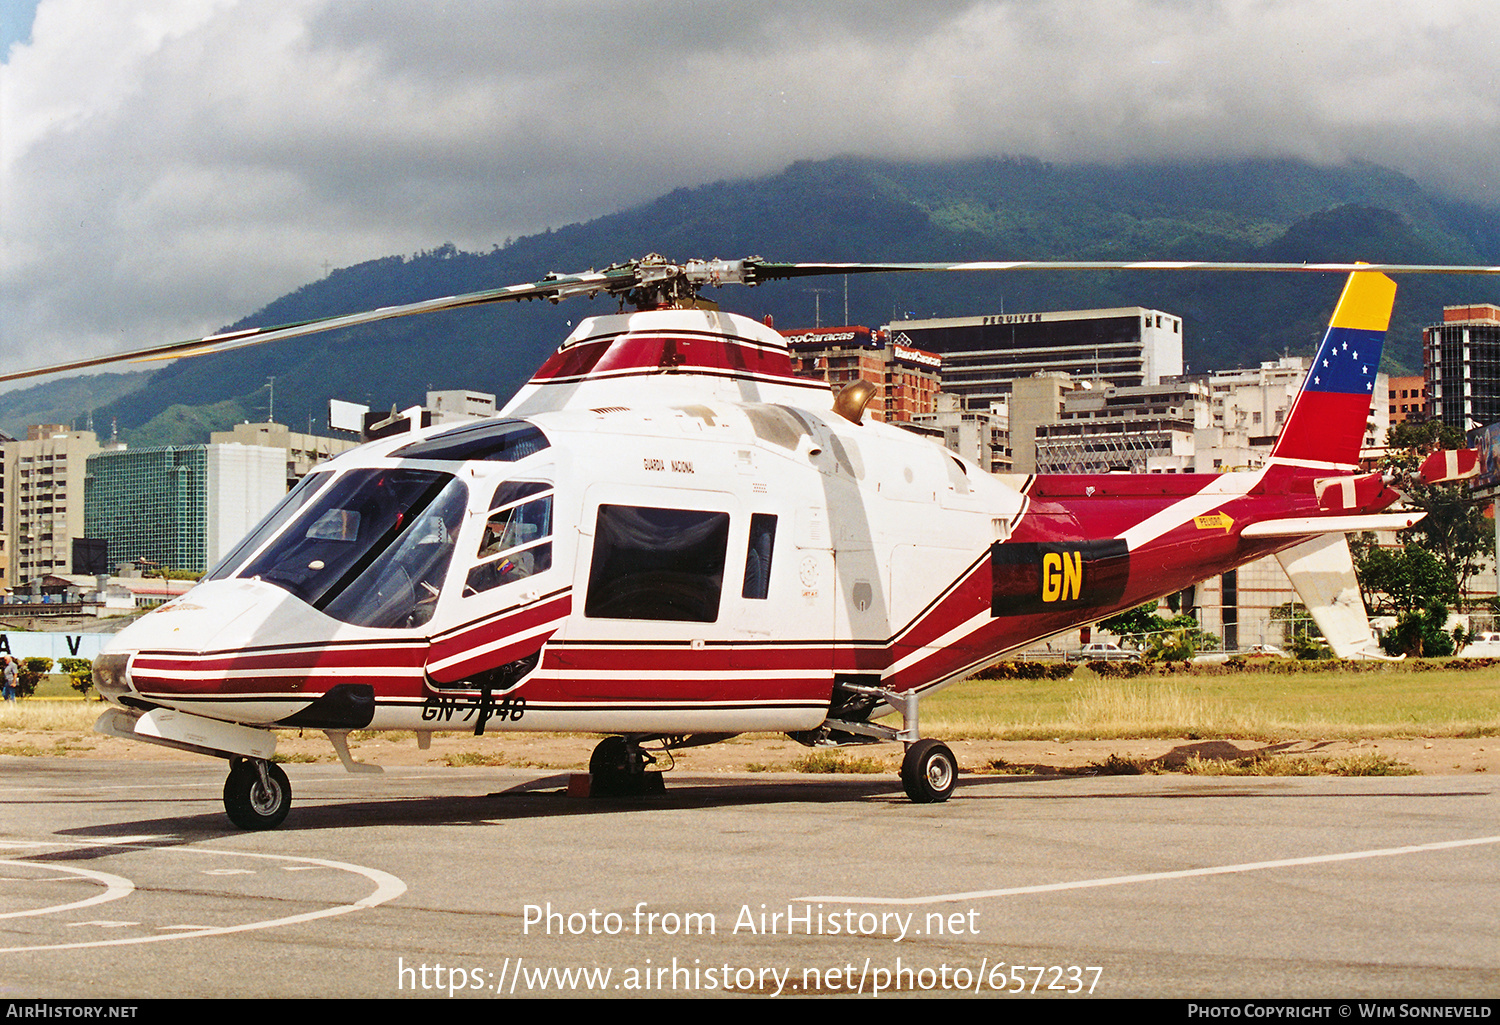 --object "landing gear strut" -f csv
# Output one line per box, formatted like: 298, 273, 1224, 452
825, 681, 960, 804
223, 758, 291, 829
588, 736, 663, 797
